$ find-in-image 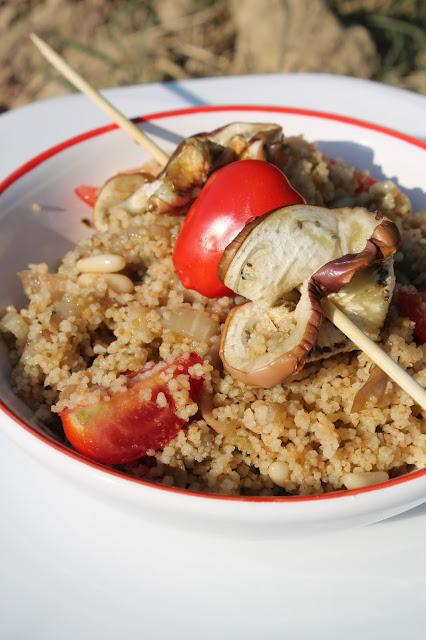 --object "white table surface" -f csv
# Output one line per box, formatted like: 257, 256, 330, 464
0, 74, 425, 640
